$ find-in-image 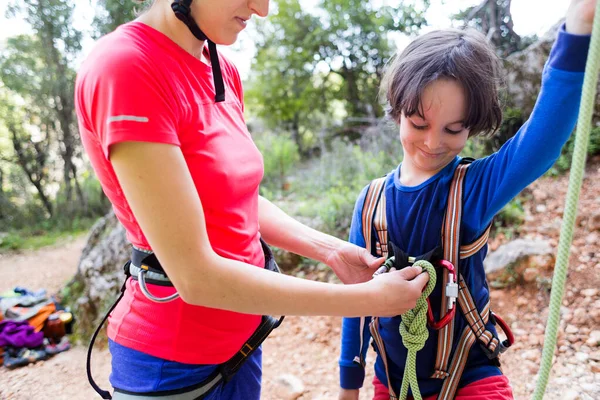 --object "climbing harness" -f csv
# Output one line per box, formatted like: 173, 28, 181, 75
360, 159, 513, 400
86, 239, 285, 399
533, 3, 600, 399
